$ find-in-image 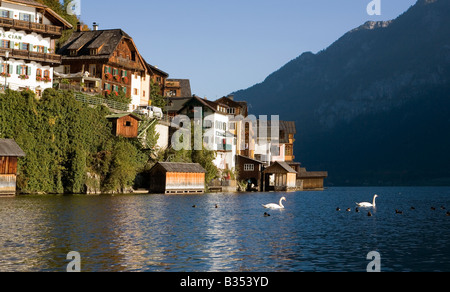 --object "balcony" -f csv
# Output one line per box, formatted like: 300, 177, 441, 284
0, 17, 62, 37
0, 48, 61, 65
217, 144, 233, 152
